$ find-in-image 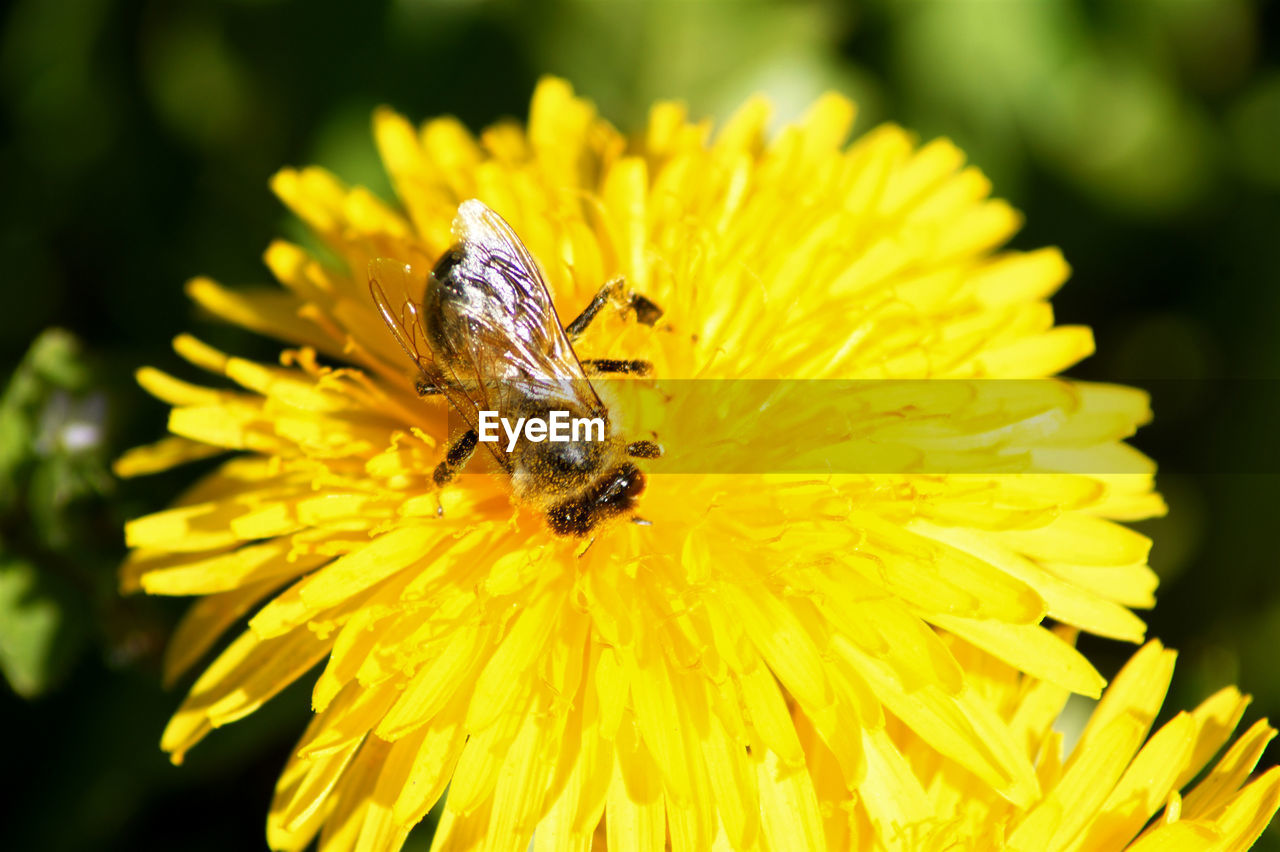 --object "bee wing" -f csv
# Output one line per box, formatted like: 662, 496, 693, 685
370, 259, 514, 470
368, 258, 440, 385
444, 200, 604, 411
